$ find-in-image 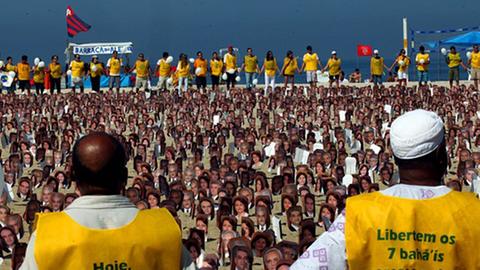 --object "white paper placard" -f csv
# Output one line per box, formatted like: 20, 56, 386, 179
339, 110, 346, 122
294, 148, 310, 164
370, 144, 381, 155
384, 104, 392, 114
313, 143, 323, 151
213, 115, 220, 125
264, 142, 276, 157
